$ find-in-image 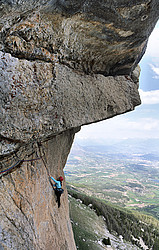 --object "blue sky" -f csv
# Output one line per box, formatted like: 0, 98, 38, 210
76, 20, 159, 141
